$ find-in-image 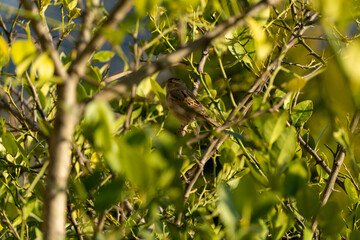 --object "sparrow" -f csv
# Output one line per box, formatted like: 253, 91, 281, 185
164, 78, 220, 129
